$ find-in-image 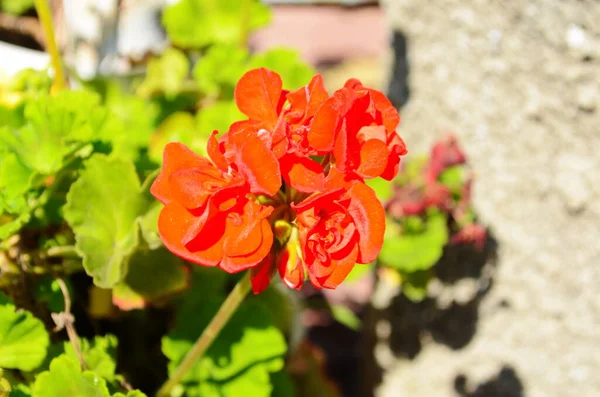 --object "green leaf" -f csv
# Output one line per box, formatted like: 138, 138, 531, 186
196, 101, 243, 138
270, 370, 295, 397
0, 211, 31, 240
193, 44, 248, 96
138, 201, 162, 249
400, 270, 431, 302
112, 391, 147, 397
67, 335, 118, 380
0, 292, 49, 371
366, 178, 393, 202
137, 49, 190, 99
0, 91, 96, 175
32, 355, 110, 397
345, 262, 374, 283
438, 165, 465, 194
248, 48, 314, 91
40, 335, 118, 381
0, 150, 32, 211
64, 155, 149, 288
379, 211, 449, 273
148, 112, 201, 162
330, 304, 361, 331
112, 247, 189, 310
0, 0, 34, 15
162, 299, 287, 396
163, 0, 271, 49
34, 276, 70, 313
